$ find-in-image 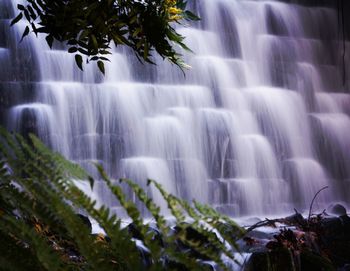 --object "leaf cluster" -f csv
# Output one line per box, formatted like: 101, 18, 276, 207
0, 128, 243, 270
11, 0, 199, 74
